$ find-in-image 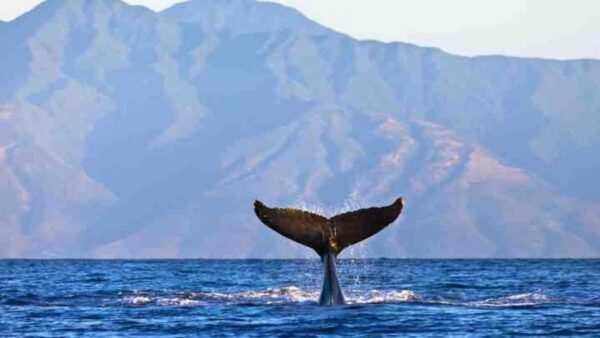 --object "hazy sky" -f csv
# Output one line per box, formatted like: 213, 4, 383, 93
1, 0, 599, 60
